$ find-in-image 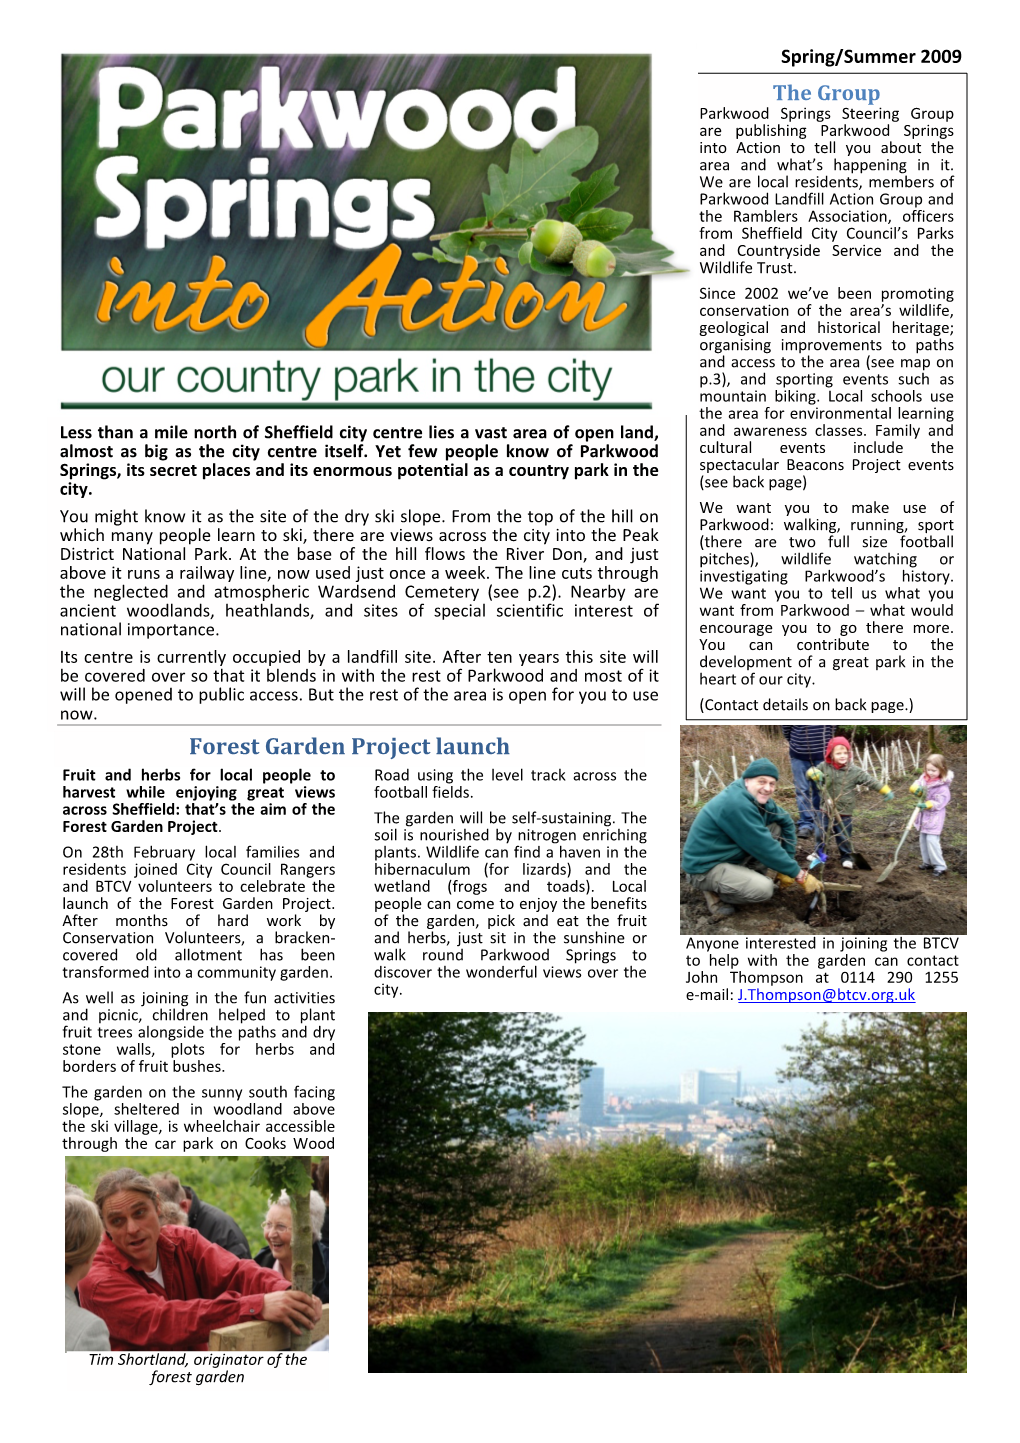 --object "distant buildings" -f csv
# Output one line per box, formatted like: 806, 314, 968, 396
525, 1062, 764, 1162
527, 1065, 793, 1163
560, 1064, 606, 1125
579, 1066, 605, 1125
680, 1069, 742, 1106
